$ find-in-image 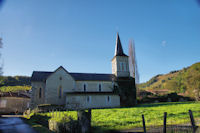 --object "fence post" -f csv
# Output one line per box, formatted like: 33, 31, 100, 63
163, 112, 167, 133
189, 110, 196, 133
142, 114, 146, 133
